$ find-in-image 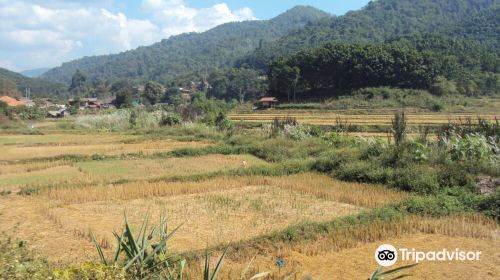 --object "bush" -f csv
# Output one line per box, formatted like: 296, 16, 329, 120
335, 160, 392, 184
391, 166, 439, 194
448, 134, 492, 162
360, 138, 387, 159
312, 149, 359, 173
160, 113, 182, 126
436, 162, 476, 190
402, 195, 465, 216
322, 132, 357, 148
478, 188, 500, 220
215, 112, 234, 131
